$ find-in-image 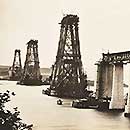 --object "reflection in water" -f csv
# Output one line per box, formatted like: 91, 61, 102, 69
0, 80, 130, 130
96, 109, 123, 117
